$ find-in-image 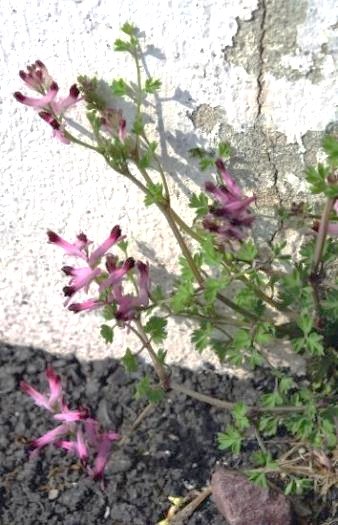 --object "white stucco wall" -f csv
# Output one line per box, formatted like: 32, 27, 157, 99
1, 0, 337, 367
